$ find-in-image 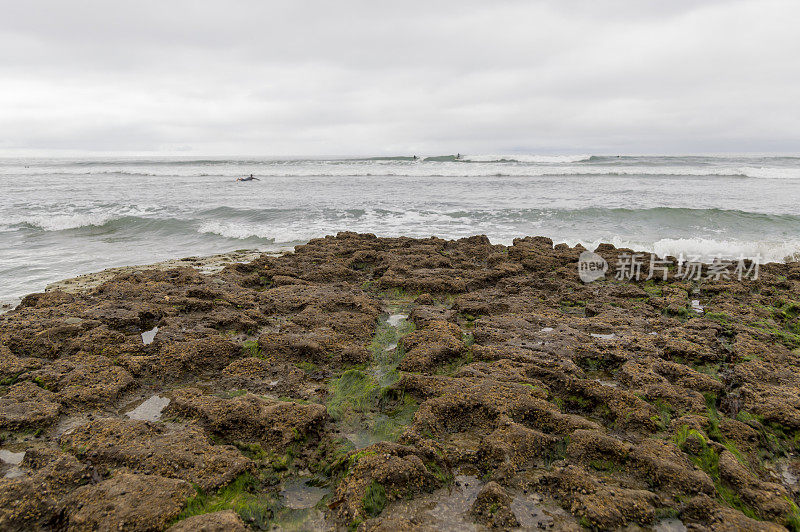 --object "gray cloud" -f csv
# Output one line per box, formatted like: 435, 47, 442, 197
1, 0, 798, 155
